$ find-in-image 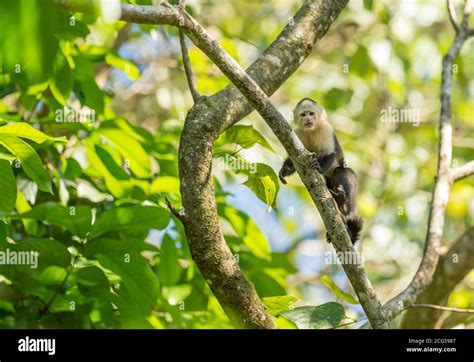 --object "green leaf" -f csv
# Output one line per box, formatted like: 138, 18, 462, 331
76, 266, 110, 297
0, 122, 52, 144
225, 125, 274, 151
50, 52, 73, 106
39, 266, 67, 287
96, 252, 160, 317
61, 157, 82, 180
280, 302, 345, 329
275, 316, 297, 329
150, 176, 180, 194
0, 300, 15, 313
262, 295, 298, 315
84, 238, 159, 259
320, 275, 359, 304
0, 237, 71, 272
105, 52, 140, 80
363, 0, 374, 10
324, 88, 354, 111
0, 159, 17, 215
71, 205, 93, 239
250, 270, 286, 297
15, 190, 37, 235
98, 129, 151, 178
350, 46, 374, 77
219, 204, 270, 259
16, 202, 75, 233
91, 205, 170, 238
162, 284, 192, 305
242, 163, 279, 208
157, 234, 181, 286
0, 135, 52, 193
